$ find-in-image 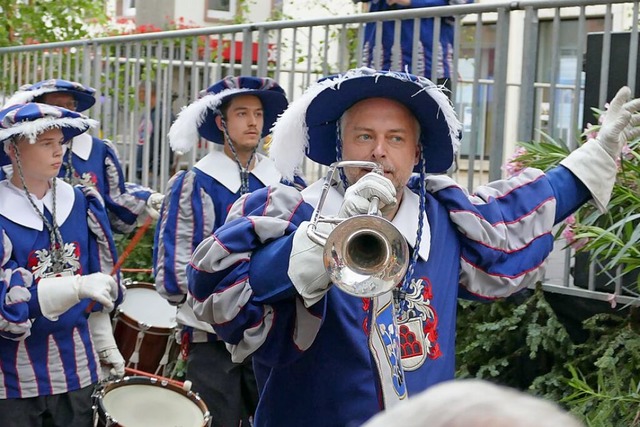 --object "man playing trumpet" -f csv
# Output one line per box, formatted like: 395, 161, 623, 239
186, 67, 640, 427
